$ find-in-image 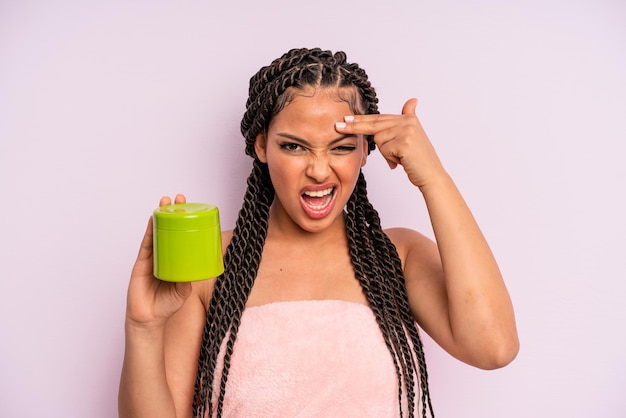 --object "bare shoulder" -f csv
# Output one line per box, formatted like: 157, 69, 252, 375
384, 226, 431, 243
384, 227, 437, 261
383, 228, 445, 334
384, 227, 442, 286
